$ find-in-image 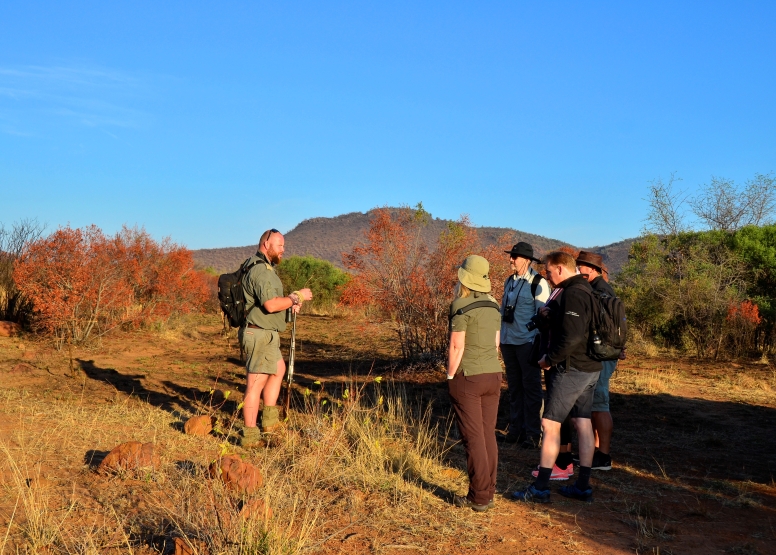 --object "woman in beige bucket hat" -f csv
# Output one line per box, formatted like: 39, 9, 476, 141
447, 255, 503, 511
